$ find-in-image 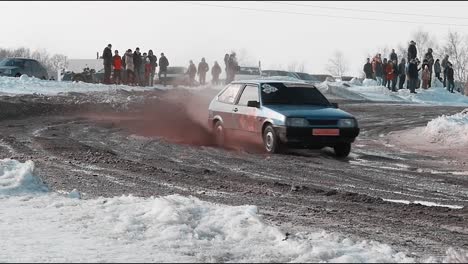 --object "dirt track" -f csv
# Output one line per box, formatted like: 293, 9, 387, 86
0, 88, 467, 259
